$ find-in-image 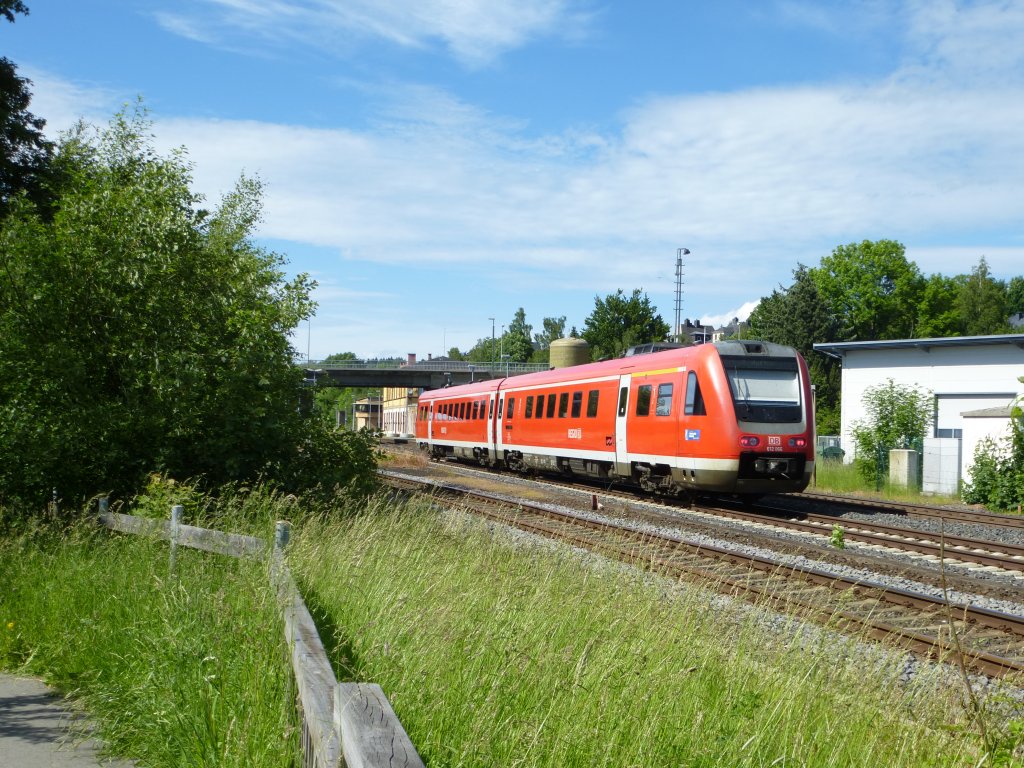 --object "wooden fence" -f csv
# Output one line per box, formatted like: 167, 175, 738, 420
98, 501, 423, 768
